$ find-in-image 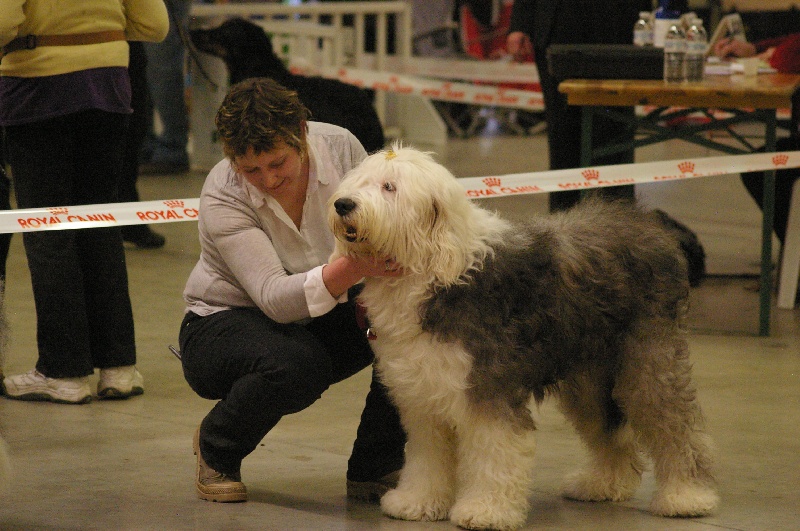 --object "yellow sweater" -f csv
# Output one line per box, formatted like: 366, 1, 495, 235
0, 0, 169, 77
